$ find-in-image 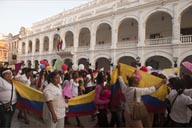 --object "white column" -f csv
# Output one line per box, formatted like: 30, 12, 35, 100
73, 29, 79, 52
61, 36, 65, 50
90, 24, 96, 50
32, 38, 36, 54
137, 16, 145, 46
25, 40, 29, 54
172, 4, 181, 44
49, 35, 53, 52
111, 18, 118, 49
39, 37, 44, 53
